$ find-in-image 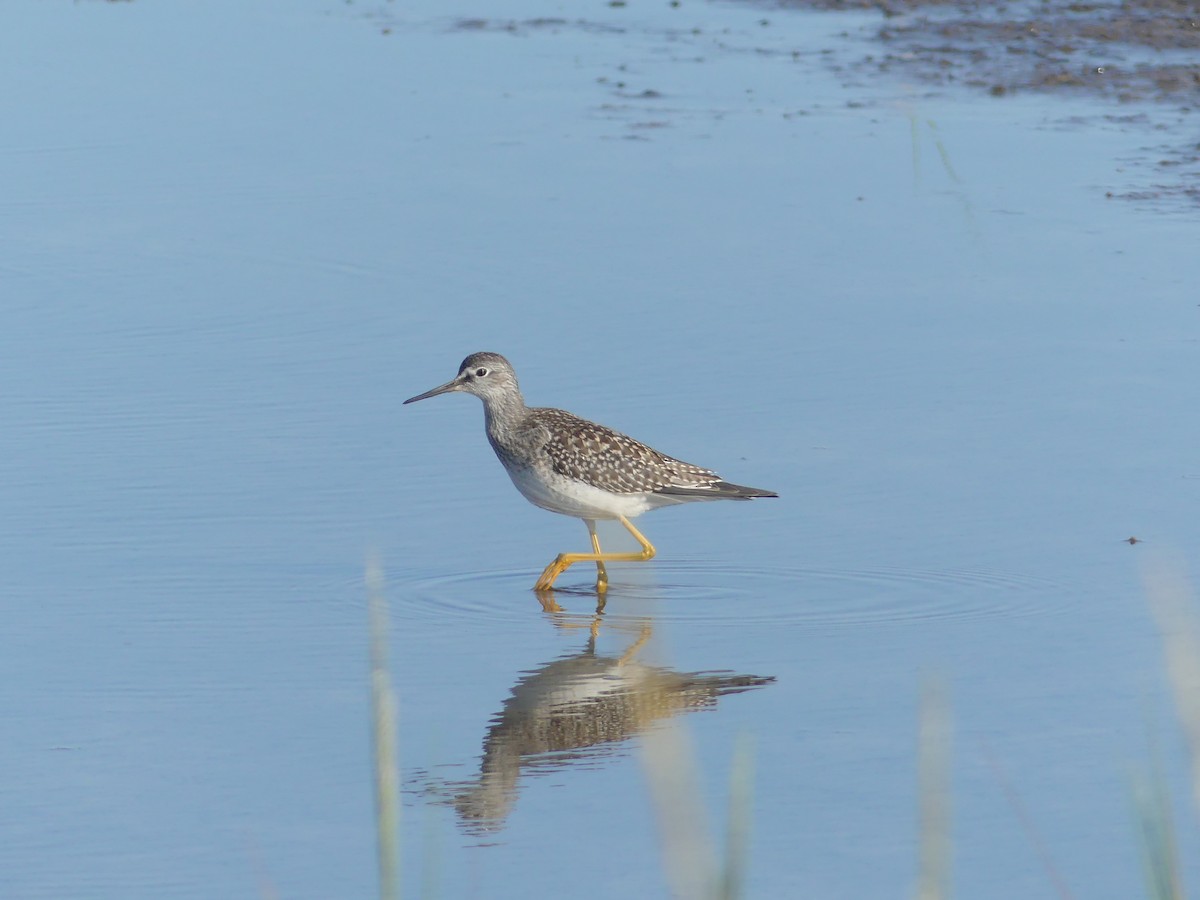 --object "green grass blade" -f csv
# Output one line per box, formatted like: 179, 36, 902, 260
1143, 560, 1200, 815
1132, 761, 1185, 900
719, 733, 755, 900
915, 677, 952, 900
367, 554, 400, 900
